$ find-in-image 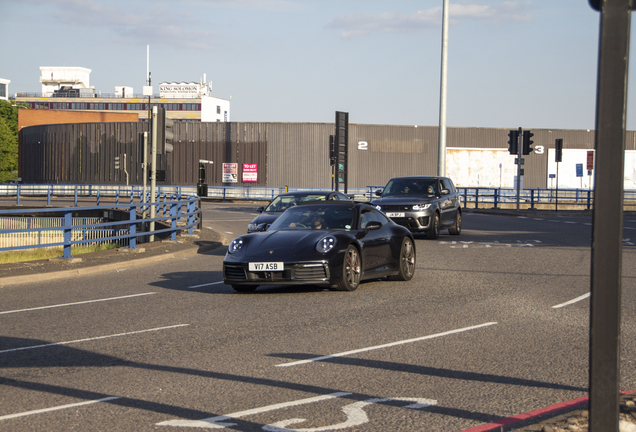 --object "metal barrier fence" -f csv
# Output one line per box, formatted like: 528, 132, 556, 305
0, 188, 200, 258
0, 217, 129, 250
2, 183, 636, 259
200, 185, 636, 211
3, 183, 636, 210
